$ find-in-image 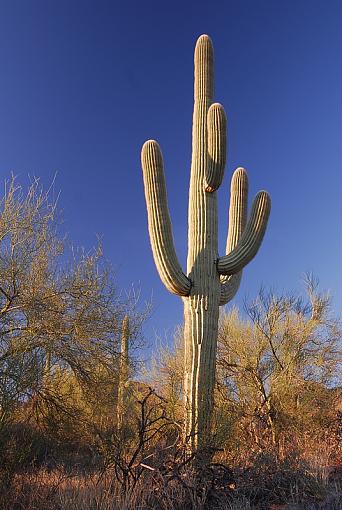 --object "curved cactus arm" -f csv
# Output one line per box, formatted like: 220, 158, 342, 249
141, 140, 191, 296
217, 190, 271, 276
219, 167, 248, 305
219, 273, 242, 305
226, 168, 249, 249
205, 103, 227, 192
